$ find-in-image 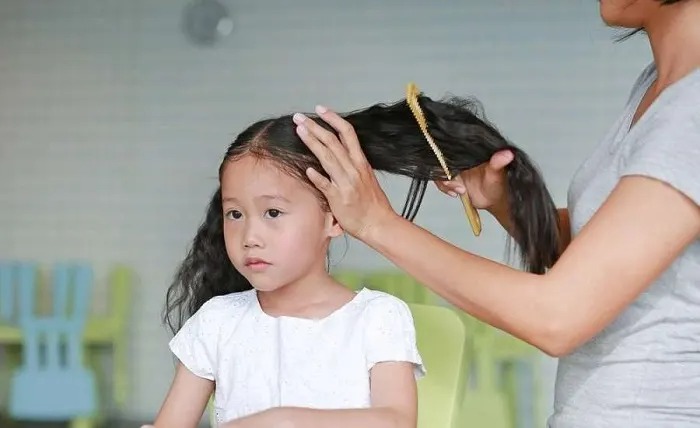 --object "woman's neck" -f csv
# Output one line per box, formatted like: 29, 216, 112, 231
646, 1, 700, 89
